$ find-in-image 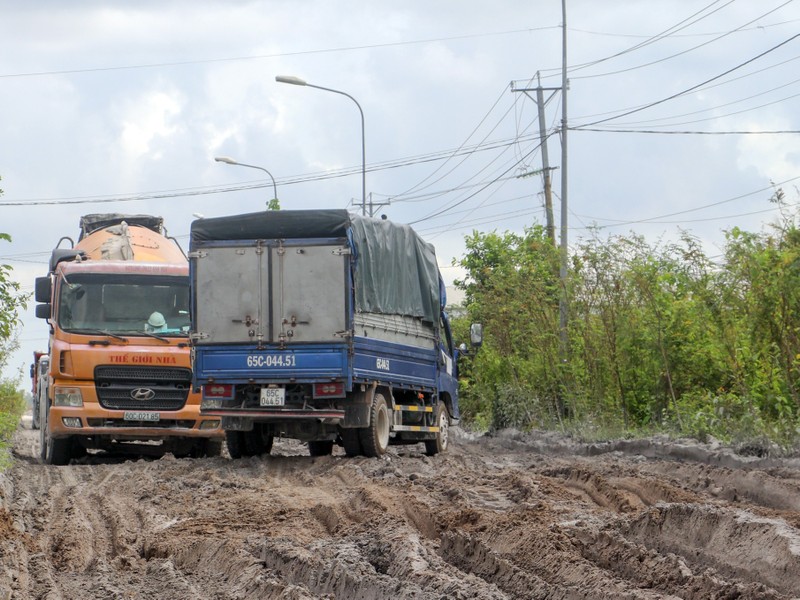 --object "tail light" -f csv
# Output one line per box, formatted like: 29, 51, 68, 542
203, 384, 234, 399
313, 382, 345, 398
